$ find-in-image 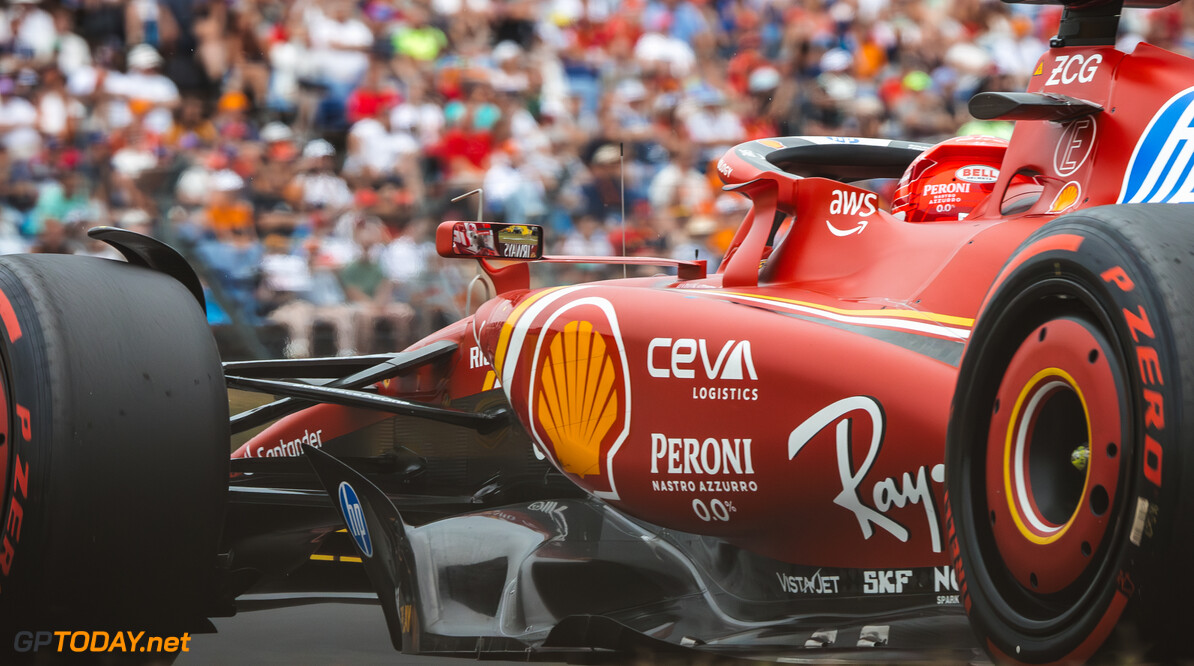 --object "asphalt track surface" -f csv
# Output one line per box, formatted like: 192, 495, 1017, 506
178, 601, 542, 665
172, 598, 980, 665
